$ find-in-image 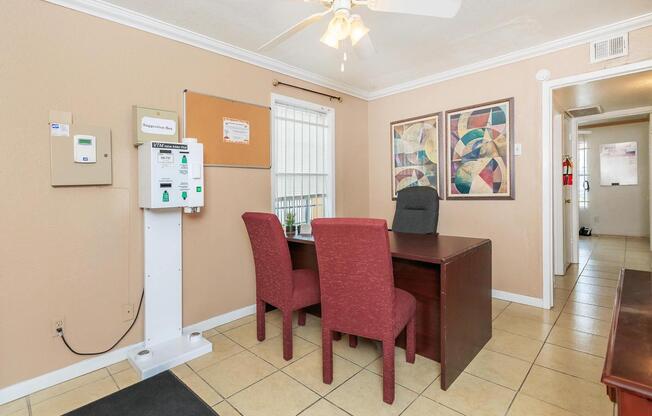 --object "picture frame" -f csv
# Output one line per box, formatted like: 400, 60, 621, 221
390, 112, 444, 200
445, 98, 515, 200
